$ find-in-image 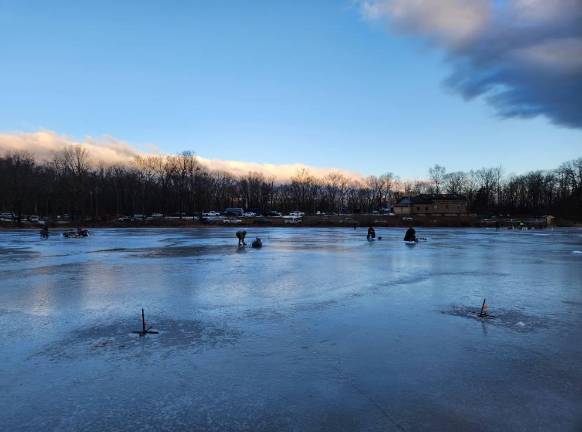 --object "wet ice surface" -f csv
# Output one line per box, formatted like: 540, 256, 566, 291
1, 228, 581, 431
